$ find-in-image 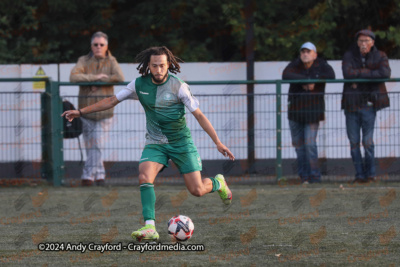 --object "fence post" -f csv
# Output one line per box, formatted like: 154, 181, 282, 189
51, 81, 64, 186
276, 80, 282, 181
245, 0, 255, 173
247, 90, 255, 174
42, 80, 64, 186
41, 91, 51, 181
